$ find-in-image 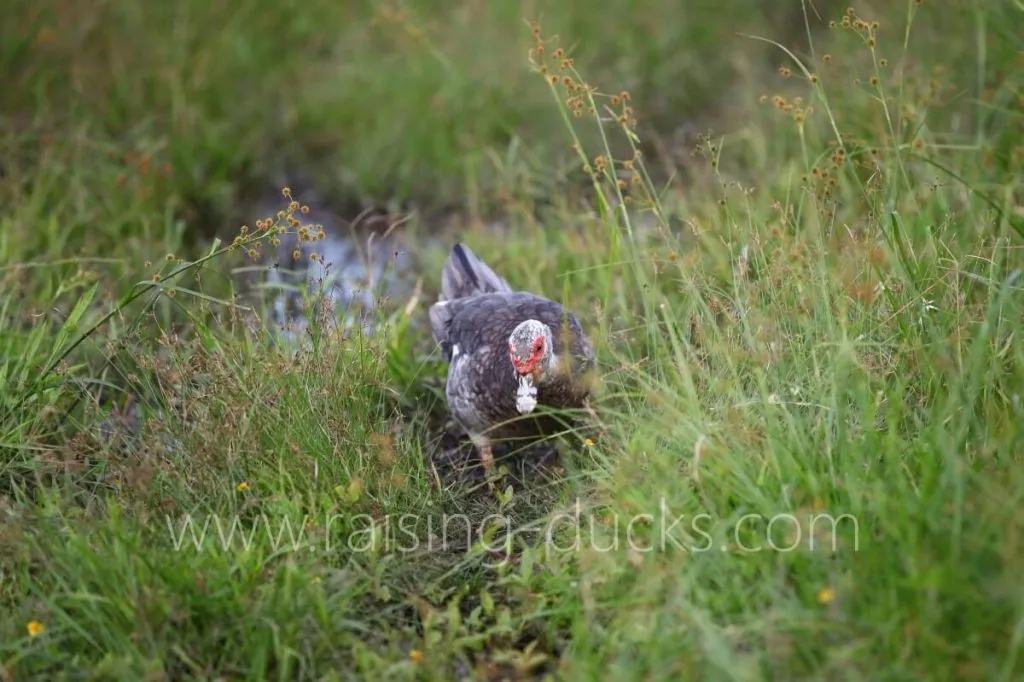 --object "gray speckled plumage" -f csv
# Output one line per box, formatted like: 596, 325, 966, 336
429, 243, 596, 481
